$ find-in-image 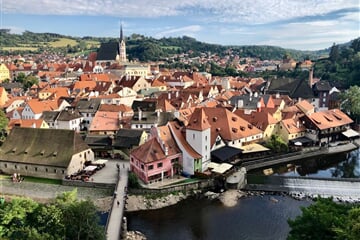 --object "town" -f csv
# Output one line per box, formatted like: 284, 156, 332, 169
0, 27, 359, 240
